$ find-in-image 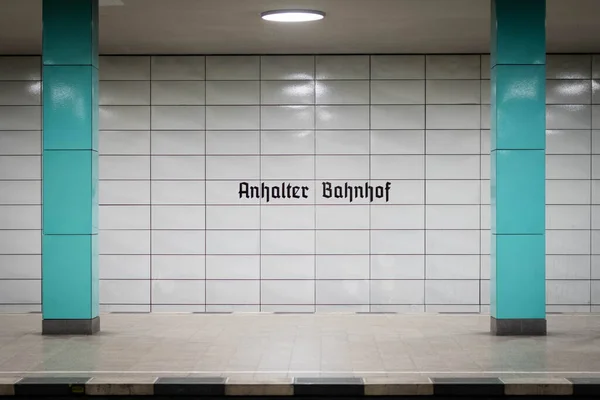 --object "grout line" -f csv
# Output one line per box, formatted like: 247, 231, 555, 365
368, 55, 371, 312
204, 56, 208, 312
423, 55, 427, 310
479, 54, 483, 313
258, 56, 262, 312
313, 55, 317, 312
148, 57, 153, 312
